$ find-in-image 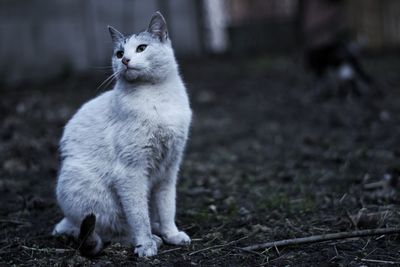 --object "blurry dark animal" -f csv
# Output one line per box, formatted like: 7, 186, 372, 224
298, 0, 378, 98
306, 40, 374, 97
